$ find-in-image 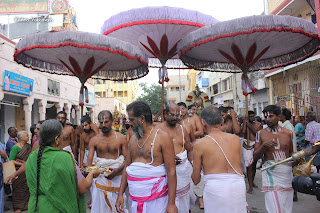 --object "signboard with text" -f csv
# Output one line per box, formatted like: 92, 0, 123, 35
0, 0, 49, 14
202, 78, 209, 87
217, 95, 224, 106
3, 70, 34, 96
